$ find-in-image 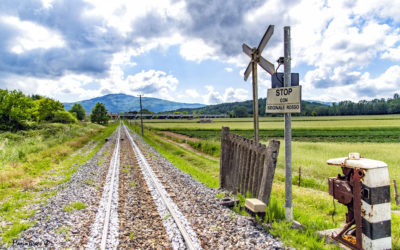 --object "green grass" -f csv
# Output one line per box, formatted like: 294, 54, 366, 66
142, 115, 400, 143
186, 140, 220, 157
0, 121, 119, 245
144, 115, 400, 131
272, 141, 400, 196
63, 201, 88, 212
2, 222, 34, 244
